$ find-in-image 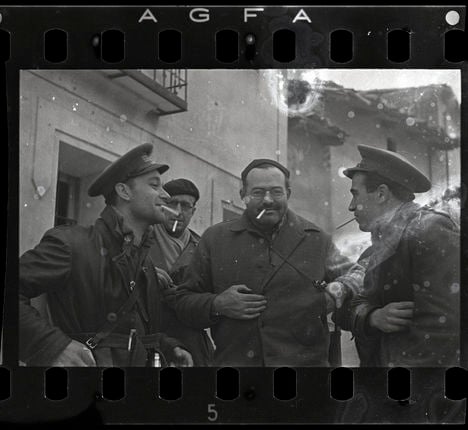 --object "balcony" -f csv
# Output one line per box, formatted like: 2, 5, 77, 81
102, 69, 188, 115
